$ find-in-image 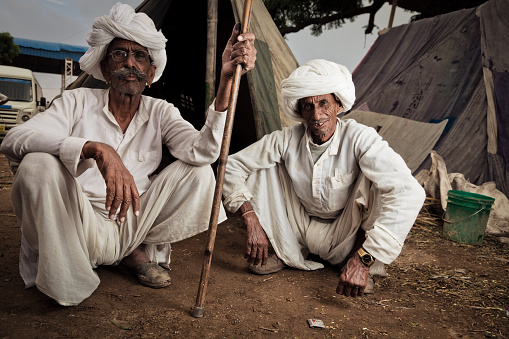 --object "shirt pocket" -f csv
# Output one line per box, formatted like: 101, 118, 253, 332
125, 149, 159, 172
137, 149, 158, 163
325, 168, 356, 210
